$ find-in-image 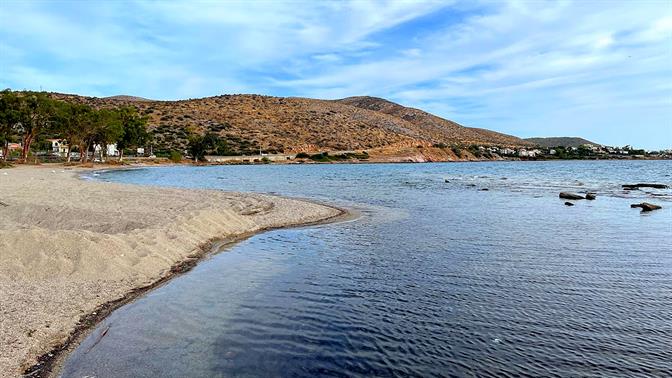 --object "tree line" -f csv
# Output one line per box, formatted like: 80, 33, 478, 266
0, 90, 149, 163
